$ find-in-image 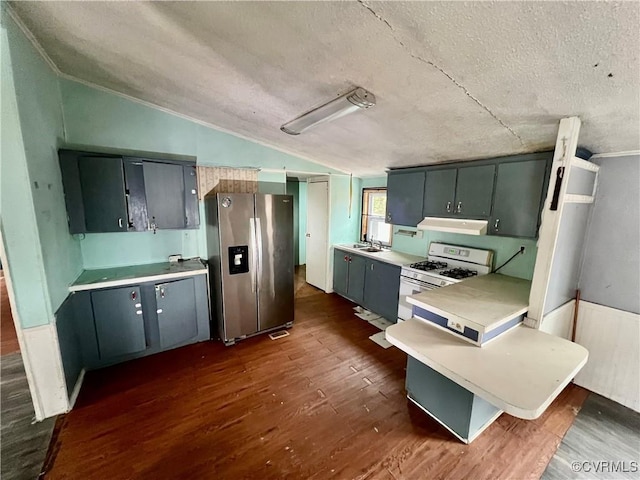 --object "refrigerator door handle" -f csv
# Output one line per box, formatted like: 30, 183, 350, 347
249, 217, 258, 293
255, 217, 263, 288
